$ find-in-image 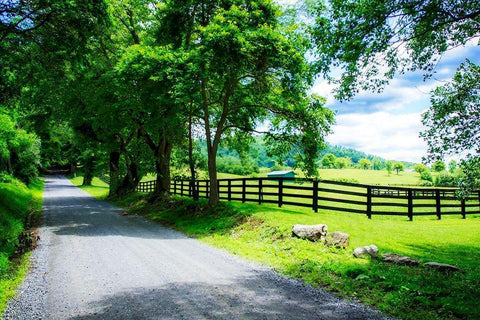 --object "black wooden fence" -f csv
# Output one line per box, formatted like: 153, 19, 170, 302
136, 177, 480, 220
